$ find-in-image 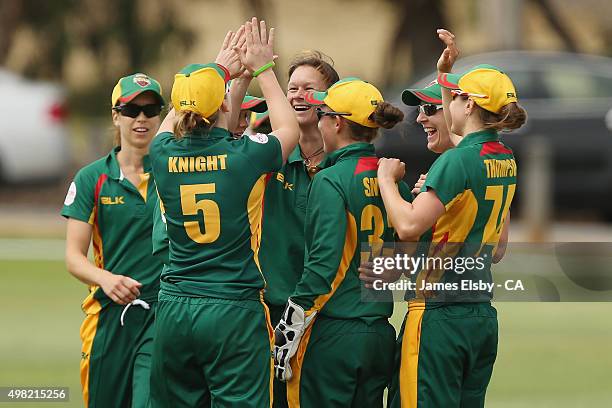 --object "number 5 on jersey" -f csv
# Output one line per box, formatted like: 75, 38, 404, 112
180, 183, 221, 243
